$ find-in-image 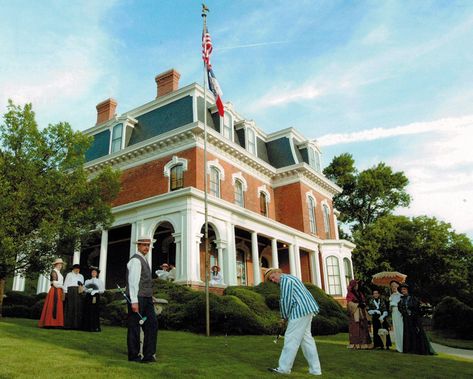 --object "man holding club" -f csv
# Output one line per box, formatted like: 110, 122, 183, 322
126, 236, 158, 363
265, 268, 322, 376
